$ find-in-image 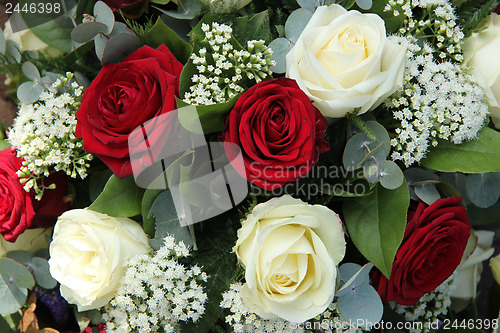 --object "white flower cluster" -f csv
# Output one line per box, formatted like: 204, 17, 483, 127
8, 72, 92, 199
391, 277, 455, 333
384, 0, 464, 61
103, 236, 208, 333
183, 22, 275, 105
387, 36, 489, 166
220, 282, 303, 333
